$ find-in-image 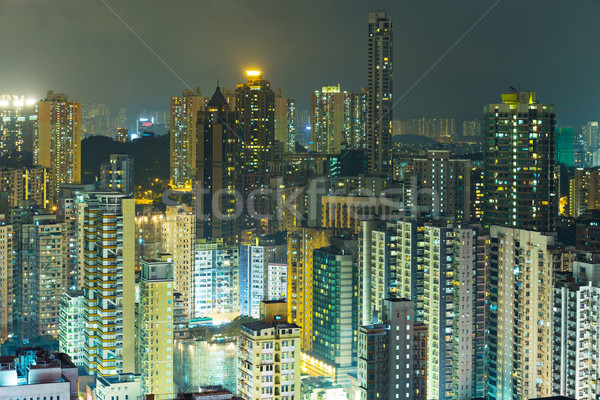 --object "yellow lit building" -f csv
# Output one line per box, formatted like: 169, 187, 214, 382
34, 90, 81, 198
170, 88, 205, 190
0, 166, 53, 211
237, 300, 301, 400
287, 227, 334, 352
236, 70, 275, 233
82, 193, 136, 377
321, 195, 398, 234
138, 255, 175, 398
163, 205, 196, 319
0, 223, 13, 346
